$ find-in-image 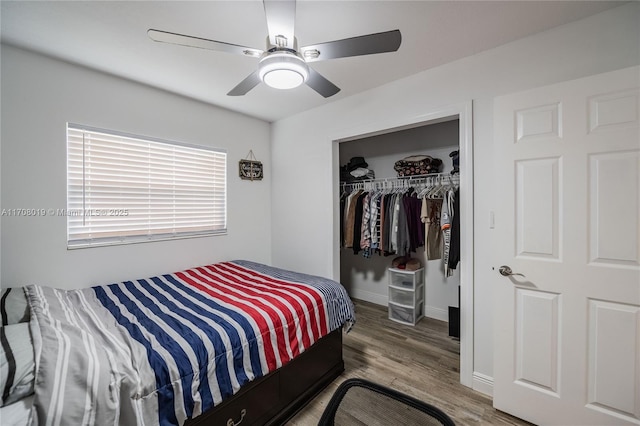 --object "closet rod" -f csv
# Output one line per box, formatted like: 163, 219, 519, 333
341, 172, 459, 190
